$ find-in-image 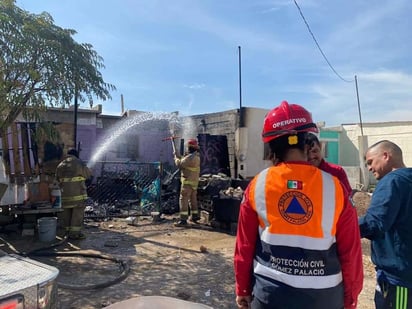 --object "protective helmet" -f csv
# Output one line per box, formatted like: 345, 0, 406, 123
187, 138, 199, 150
67, 148, 79, 158
262, 100, 318, 143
